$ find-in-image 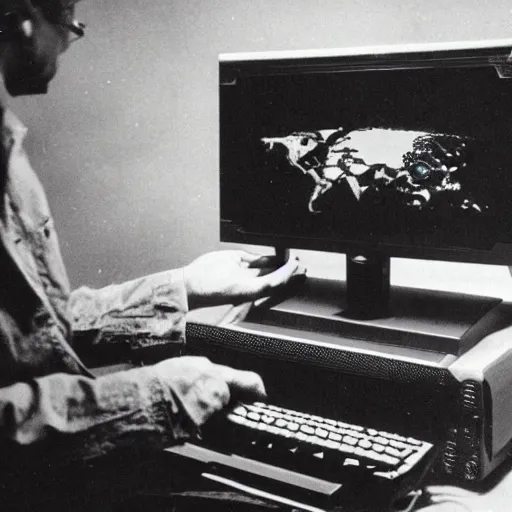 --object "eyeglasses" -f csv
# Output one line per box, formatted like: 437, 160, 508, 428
59, 18, 85, 43
55, 0, 86, 43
